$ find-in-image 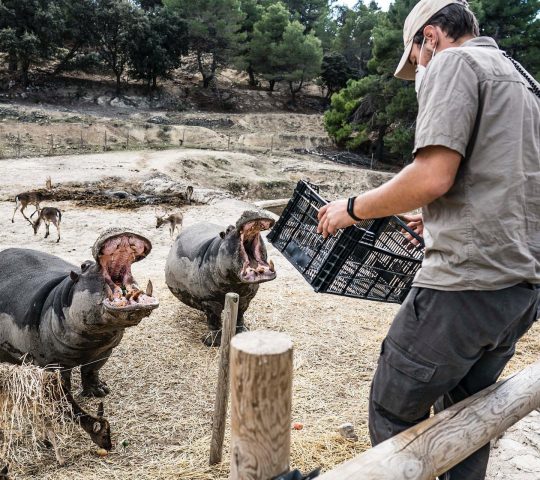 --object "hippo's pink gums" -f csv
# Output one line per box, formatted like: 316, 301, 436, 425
97, 234, 157, 309
239, 220, 276, 283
